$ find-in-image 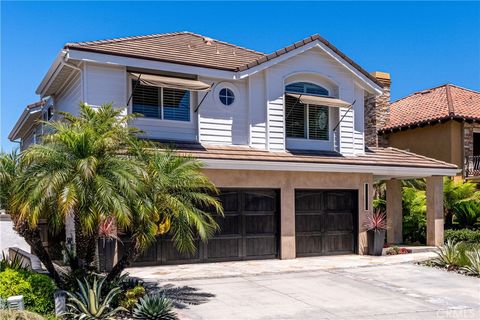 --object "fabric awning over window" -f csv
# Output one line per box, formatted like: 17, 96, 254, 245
129, 73, 212, 91
286, 93, 351, 108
